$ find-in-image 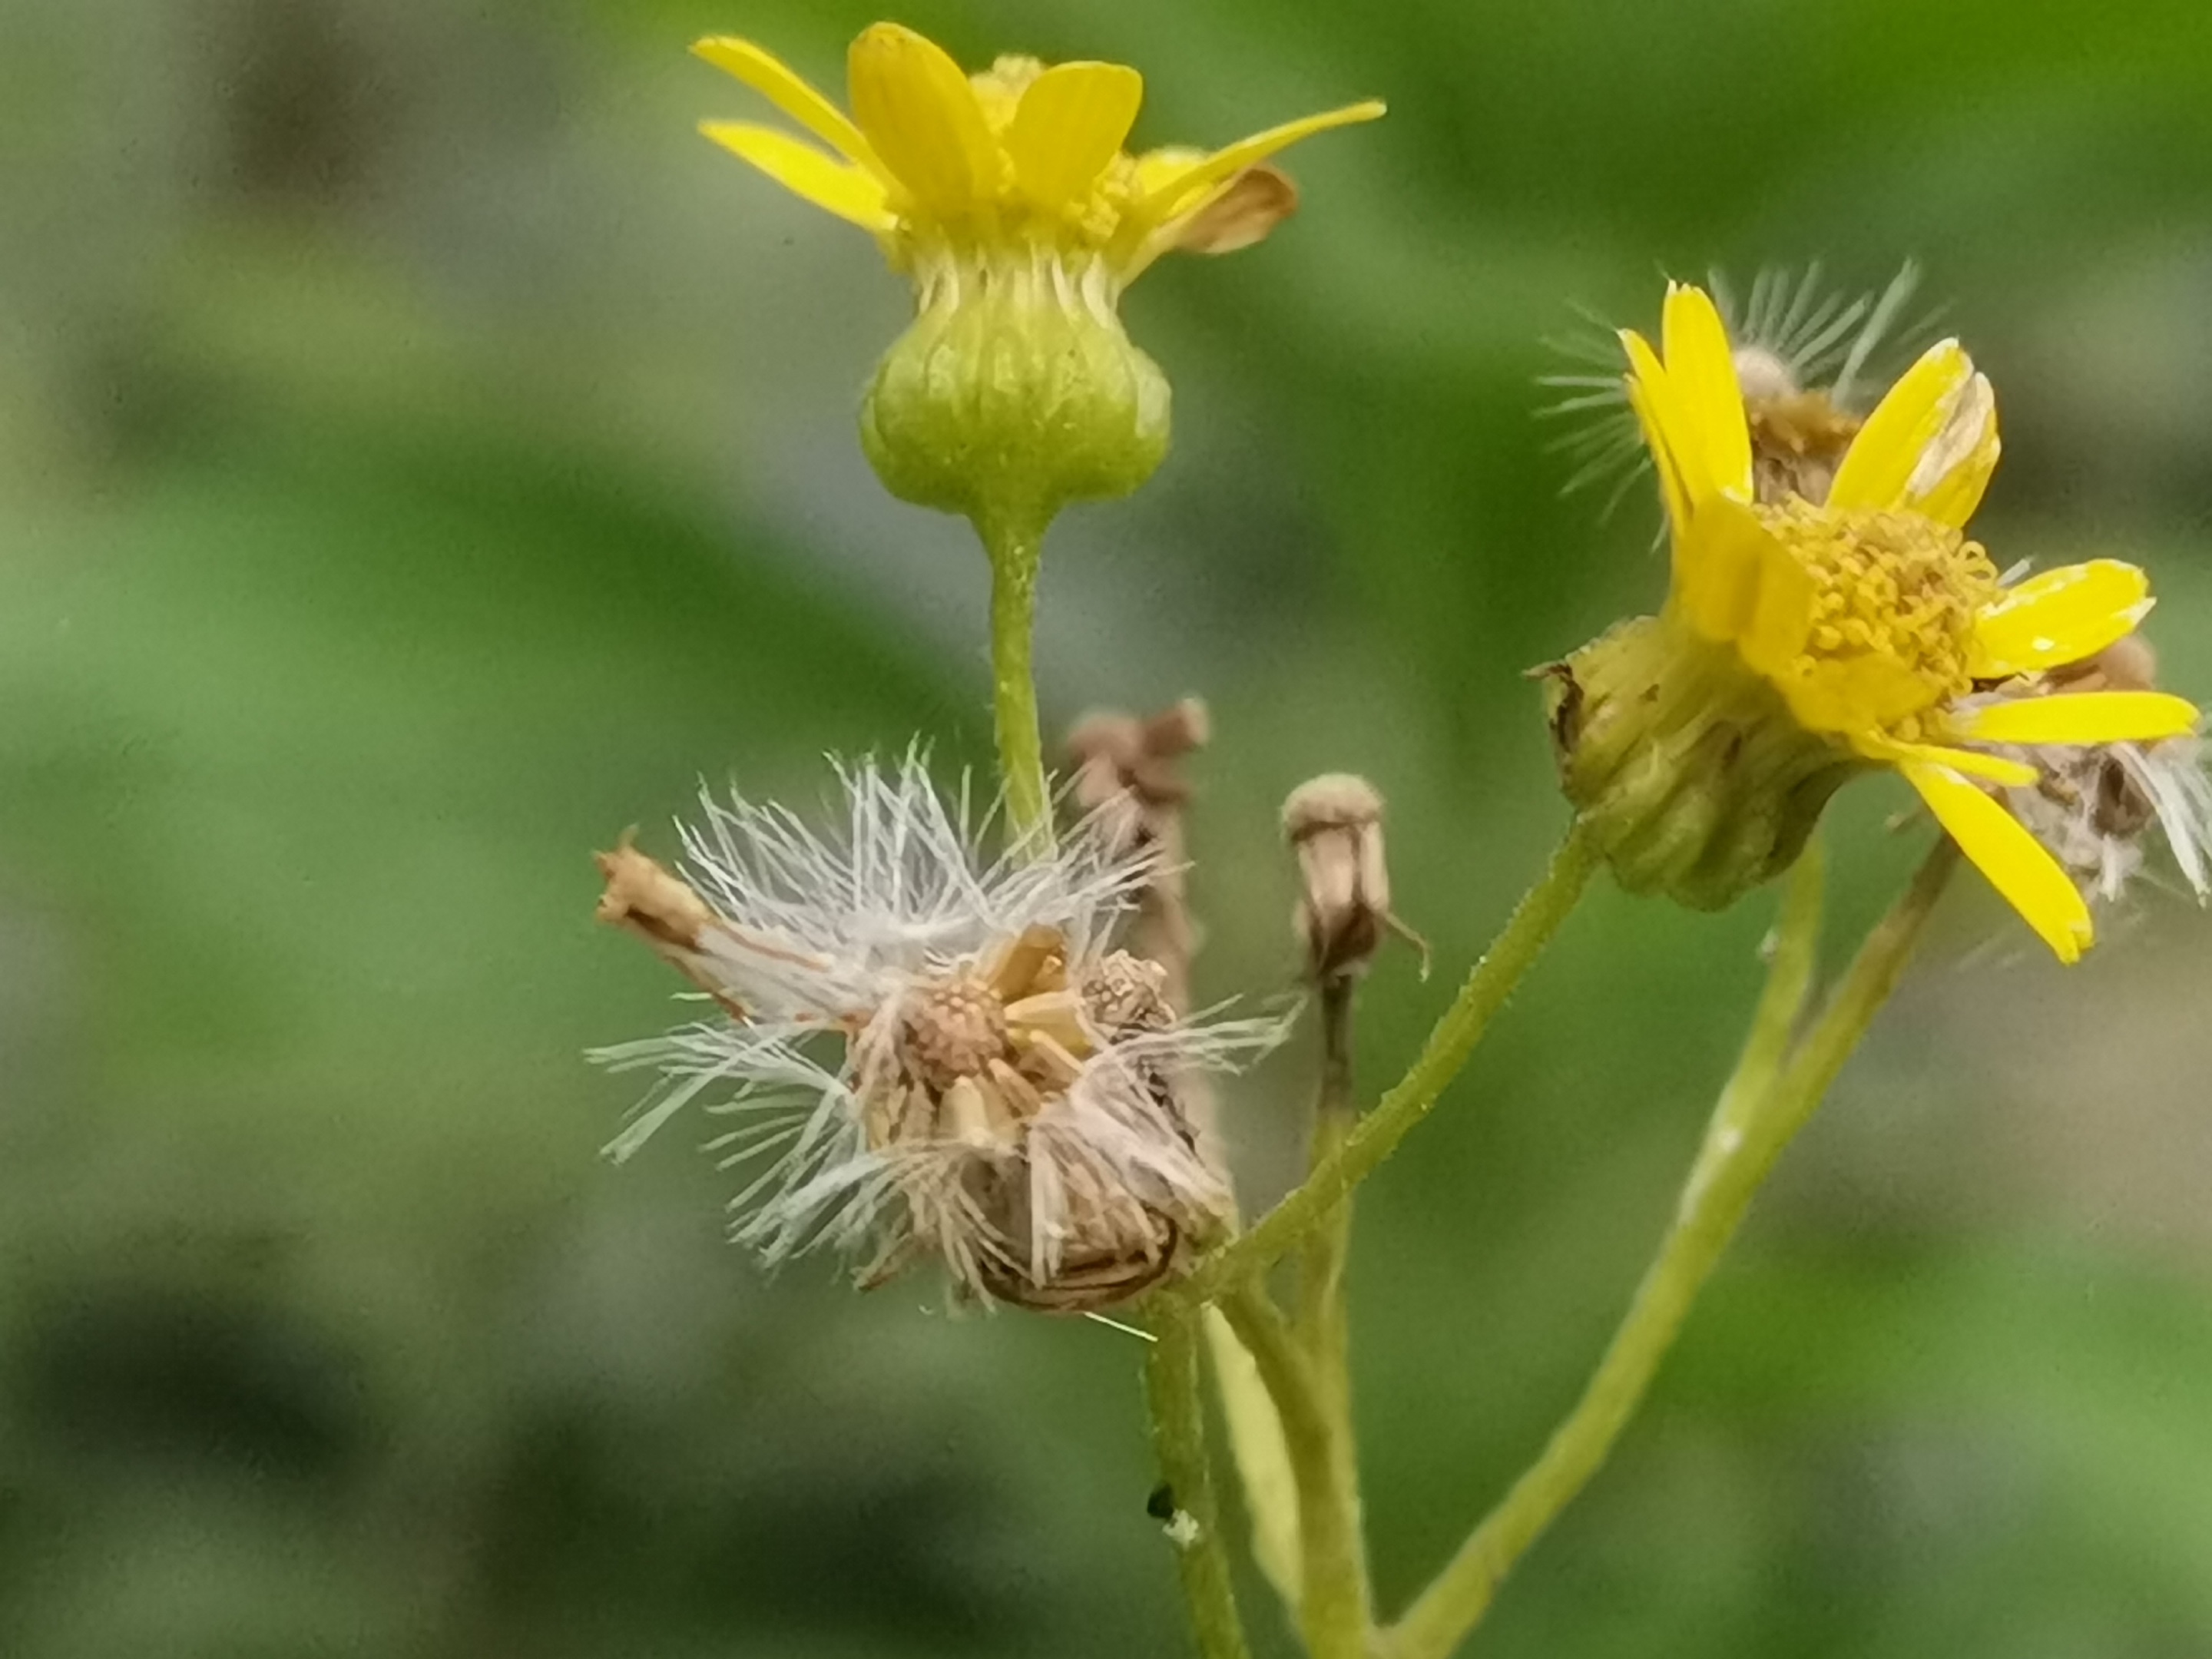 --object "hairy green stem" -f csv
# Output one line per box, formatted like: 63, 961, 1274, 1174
1145, 1302, 1253, 1659
1294, 977, 1369, 1644
1386, 841, 1956, 1659
1218, 1281, 1370, 1659
979, 515, 1051, 849
1186, 822, 1600, 1303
